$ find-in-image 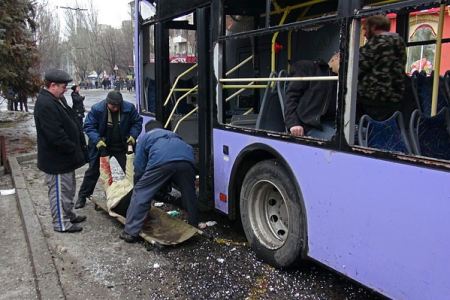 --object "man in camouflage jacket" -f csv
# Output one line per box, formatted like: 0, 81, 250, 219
358, 15, 406, 121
